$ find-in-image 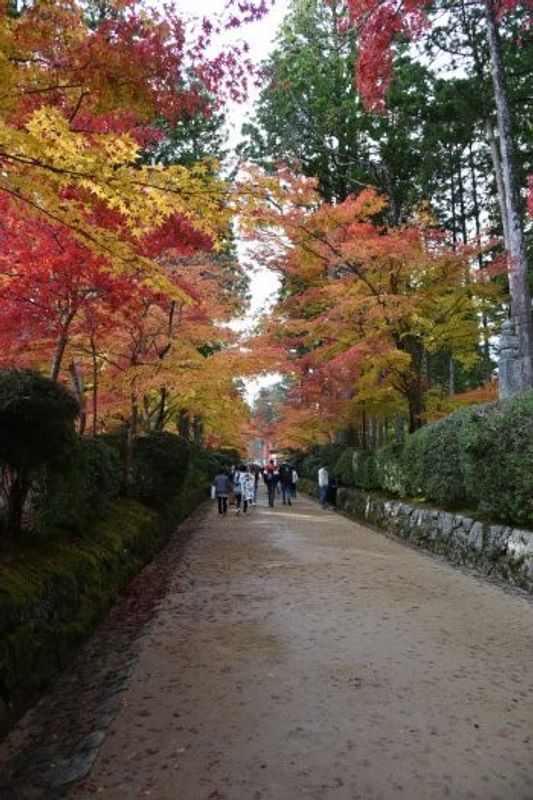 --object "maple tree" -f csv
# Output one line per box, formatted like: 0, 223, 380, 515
241, 169, 501, 441
0, 0, 277, 453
